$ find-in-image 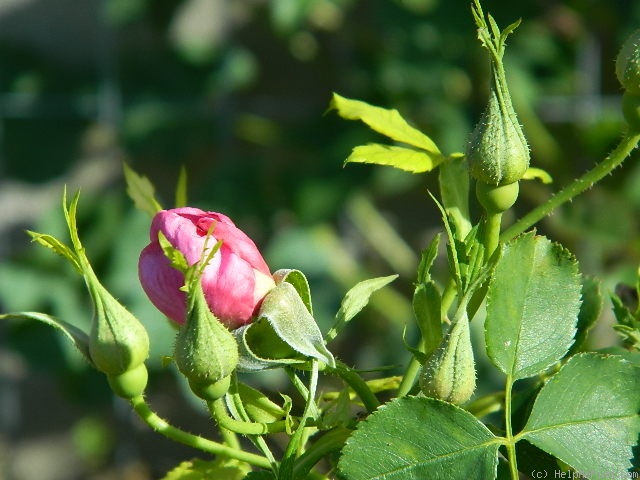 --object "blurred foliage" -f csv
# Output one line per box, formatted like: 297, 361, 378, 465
1, 0, 640, 478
